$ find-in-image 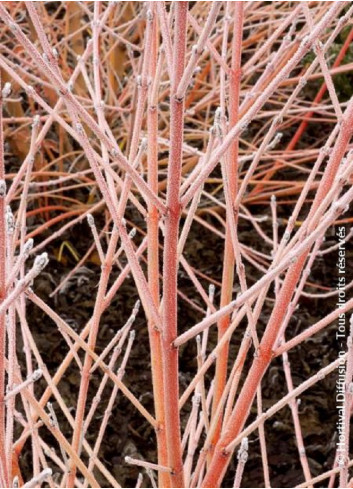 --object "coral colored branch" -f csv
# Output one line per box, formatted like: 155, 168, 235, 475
211, 2, 244, 454
161, 3, 188, 486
